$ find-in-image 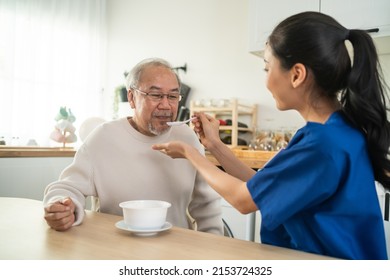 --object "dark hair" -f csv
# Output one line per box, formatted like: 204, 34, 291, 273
268, 11, 390, 191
